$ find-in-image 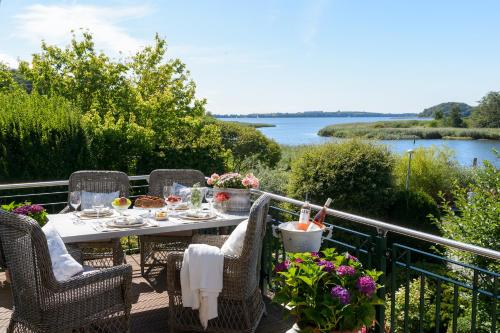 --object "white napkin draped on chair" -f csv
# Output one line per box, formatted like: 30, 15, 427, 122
180, 244, 224, 329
